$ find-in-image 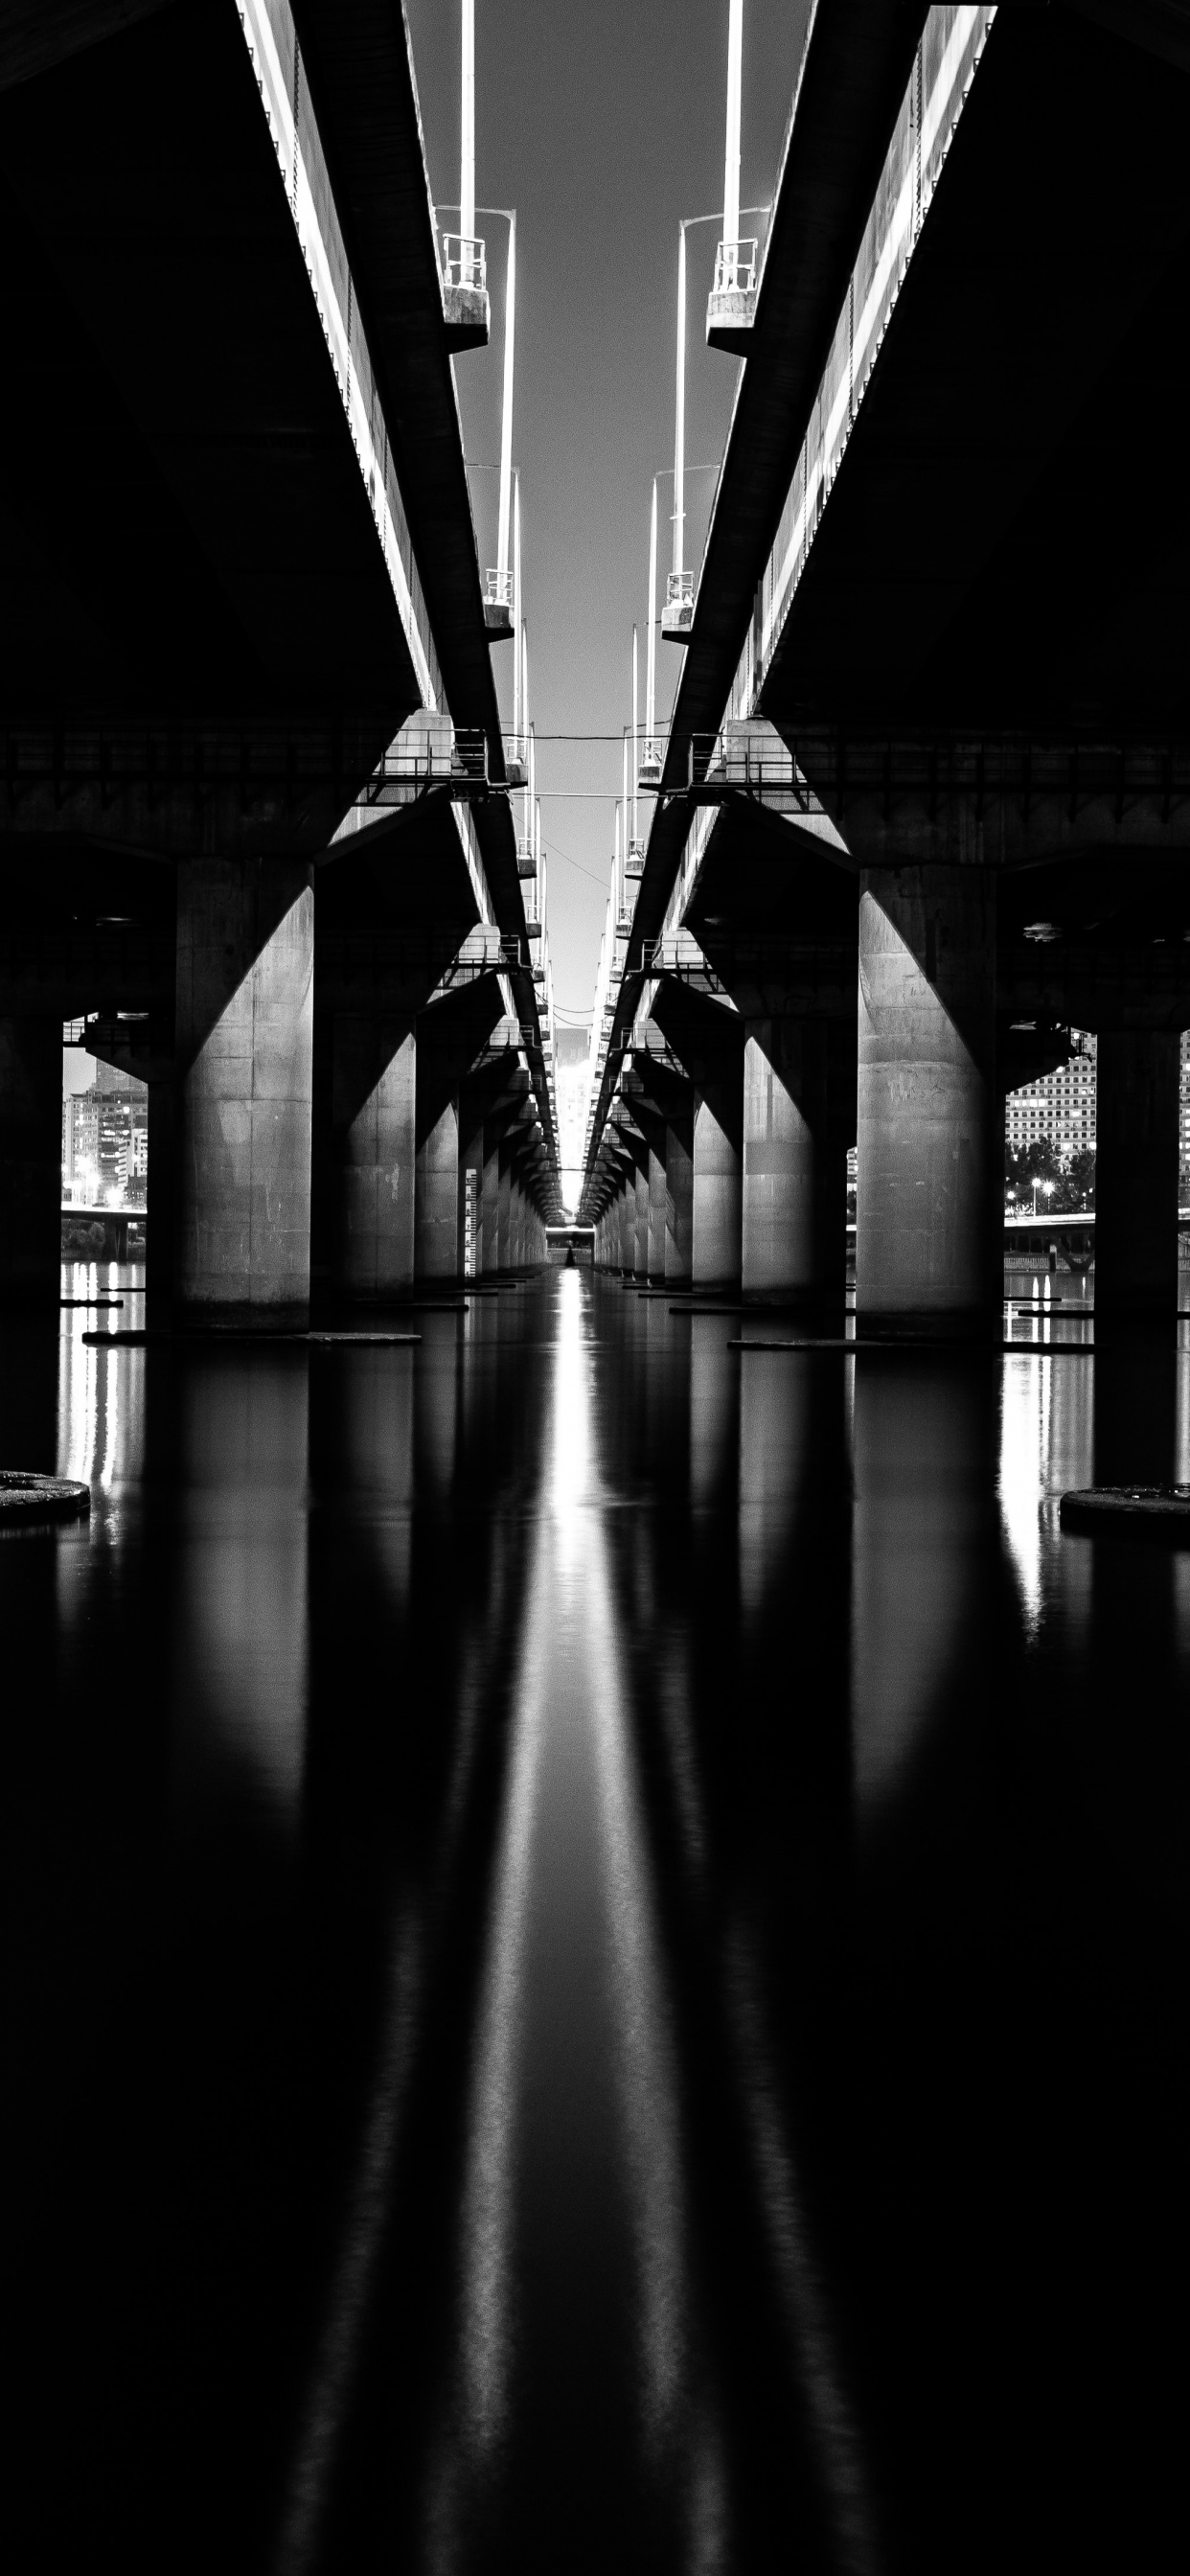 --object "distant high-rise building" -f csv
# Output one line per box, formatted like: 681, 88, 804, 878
61, 1074, 149, 1206
1004, 1030, 1190, 1175
1005, 1036, 1097, 1160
